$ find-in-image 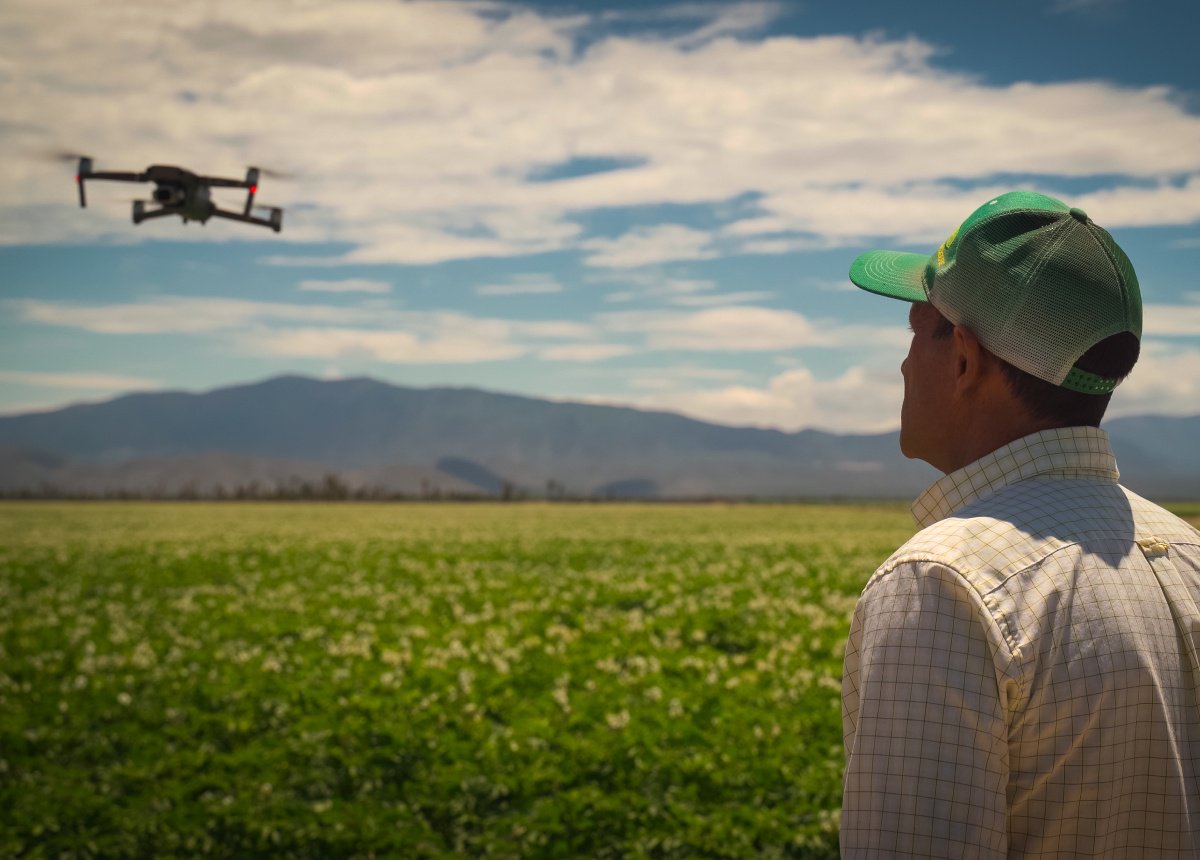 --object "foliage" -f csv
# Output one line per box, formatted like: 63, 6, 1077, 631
0, 502, 917, 858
